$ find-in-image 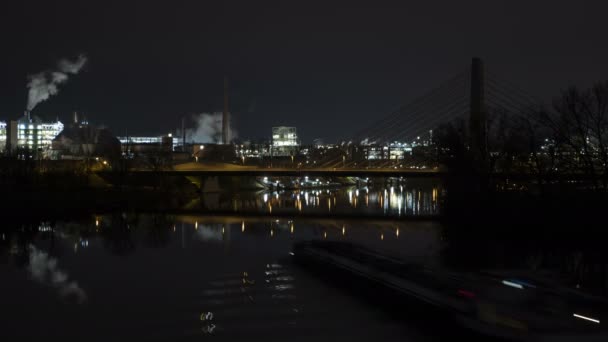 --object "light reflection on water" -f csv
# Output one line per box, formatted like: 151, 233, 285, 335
0, 214, 442, 341
197, 182, 442, 217
2, 212, 608, 340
